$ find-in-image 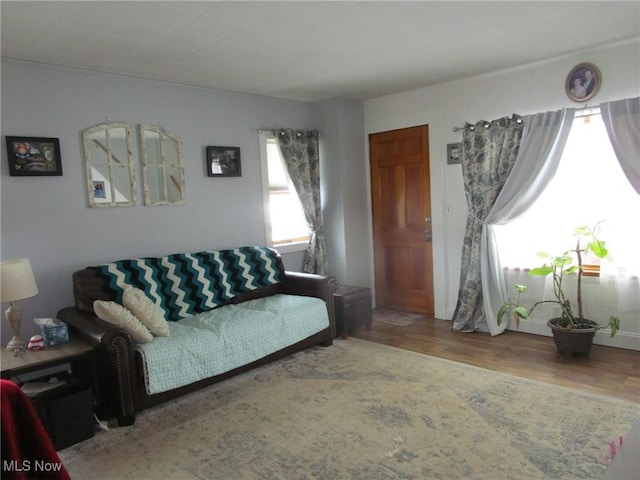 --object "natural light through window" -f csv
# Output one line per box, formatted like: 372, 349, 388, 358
259, 132, 310, 250
495, 110, 640, 275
